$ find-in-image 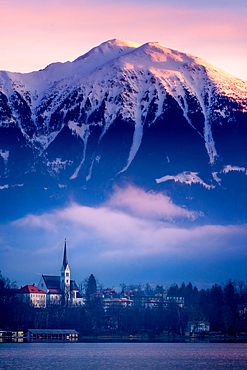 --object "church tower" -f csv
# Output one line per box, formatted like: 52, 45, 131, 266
60, 239, 70, 304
